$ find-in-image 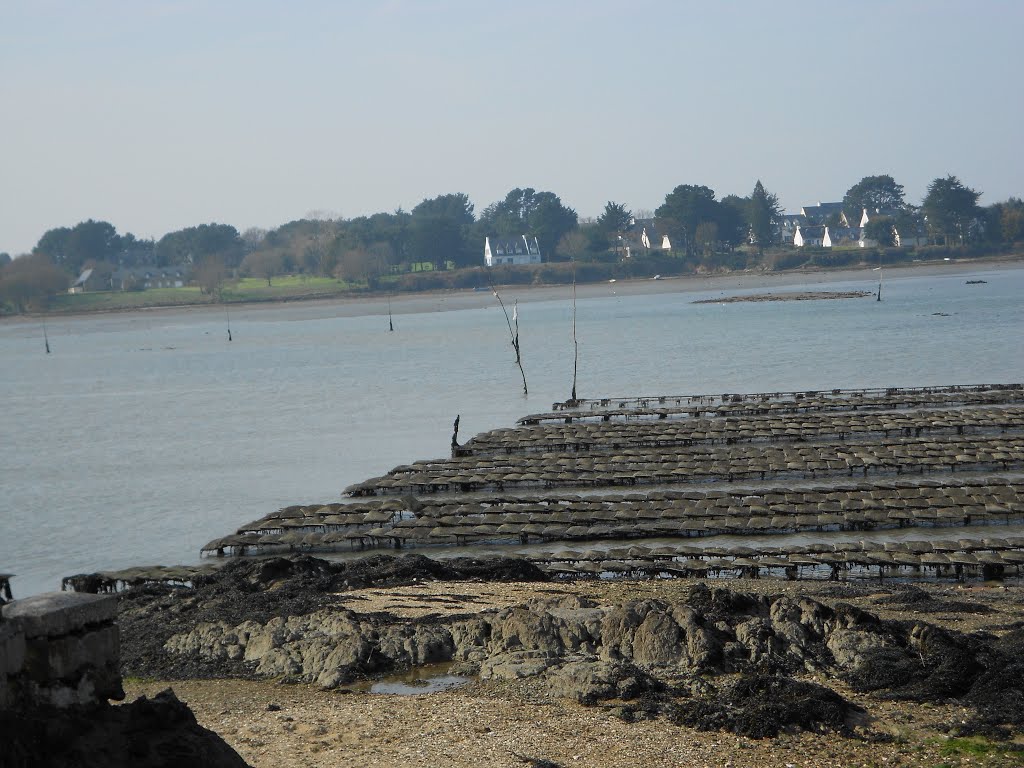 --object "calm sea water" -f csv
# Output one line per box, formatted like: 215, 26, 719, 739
2, 264, 1023, 597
